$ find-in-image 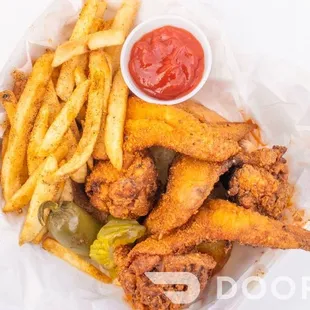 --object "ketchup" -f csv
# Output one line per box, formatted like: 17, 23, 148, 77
129, 26, 205, 100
